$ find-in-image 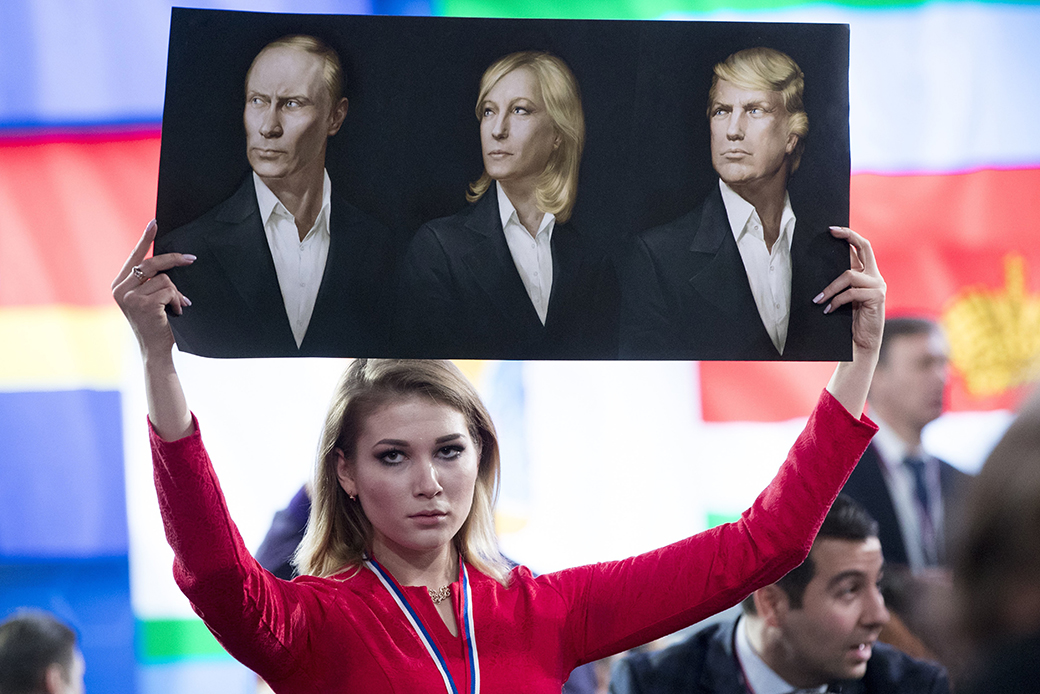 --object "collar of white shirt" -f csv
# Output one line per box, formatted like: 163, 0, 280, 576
496, 182, 555, 237
253, 169, 332, 237
718, 179, 795, 354
736, 616, 828, 694
251, 170, 333, 348
496, 182, 556, 325
718, 179, 795, 254
869, 413, 921, 472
